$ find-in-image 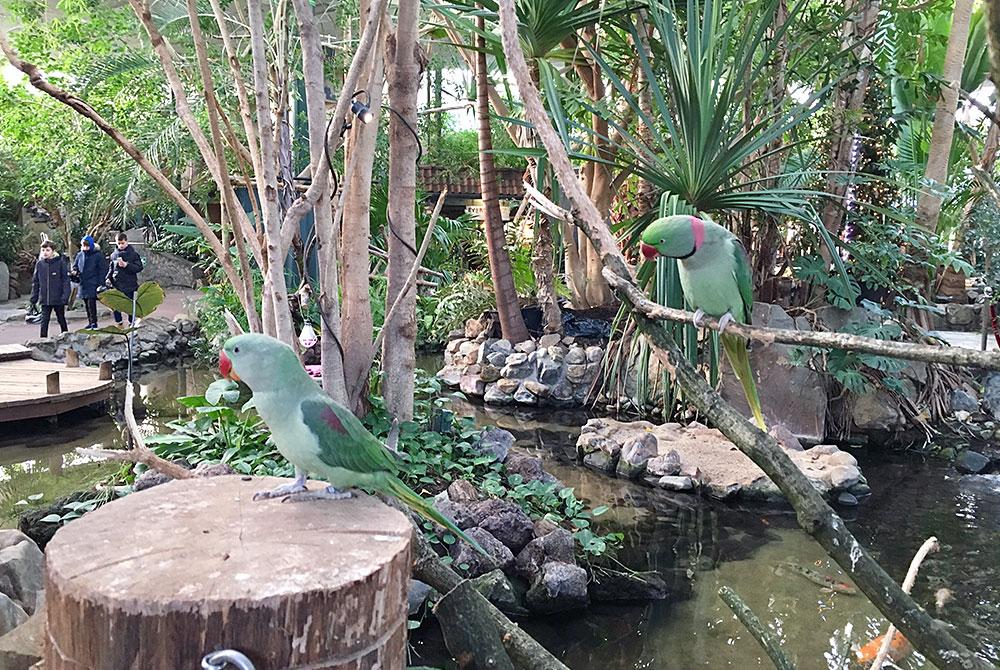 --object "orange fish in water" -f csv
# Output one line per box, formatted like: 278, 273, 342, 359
855, 630, 913, 665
